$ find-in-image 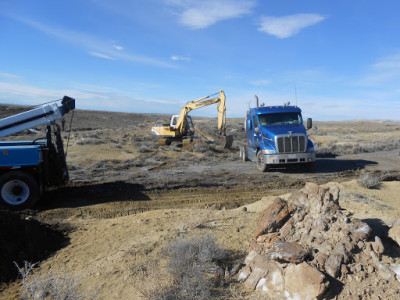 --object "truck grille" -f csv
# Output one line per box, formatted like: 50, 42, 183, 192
276, 135, 306, 153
